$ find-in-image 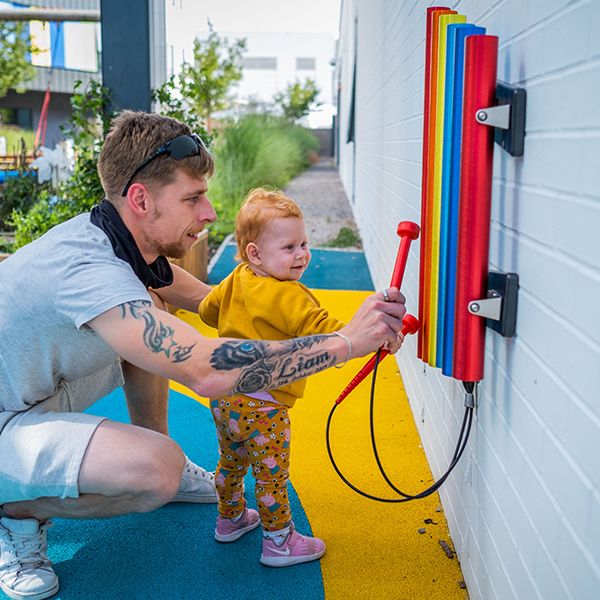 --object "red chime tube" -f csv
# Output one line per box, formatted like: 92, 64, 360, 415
452, 34, 498, 382
418, 6, 454, 362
